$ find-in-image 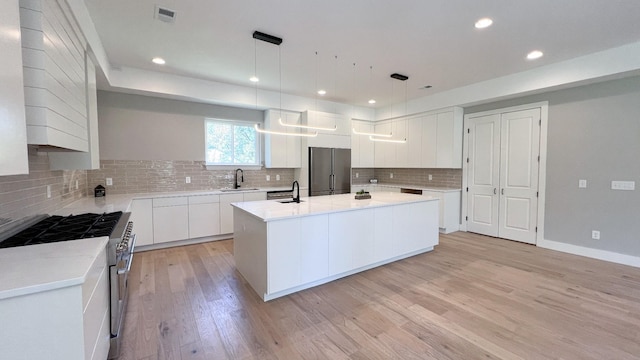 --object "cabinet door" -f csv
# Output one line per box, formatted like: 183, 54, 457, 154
422, 191, 444, 228
420, 114, 438, 168
220, 193, 243, 234
0, 0, 28, 175
153, 205, 189, 243
264, 110, 301, 168
374, 122, 393, 168
243, 192, 266, 202
394, 119, 408, 167
130, 199, 153, 247
188, 202, 220, 238
284, 112, 302, 167
436, 110, 463, 168
406, 117, 422, 168
352, 120, 375, 168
